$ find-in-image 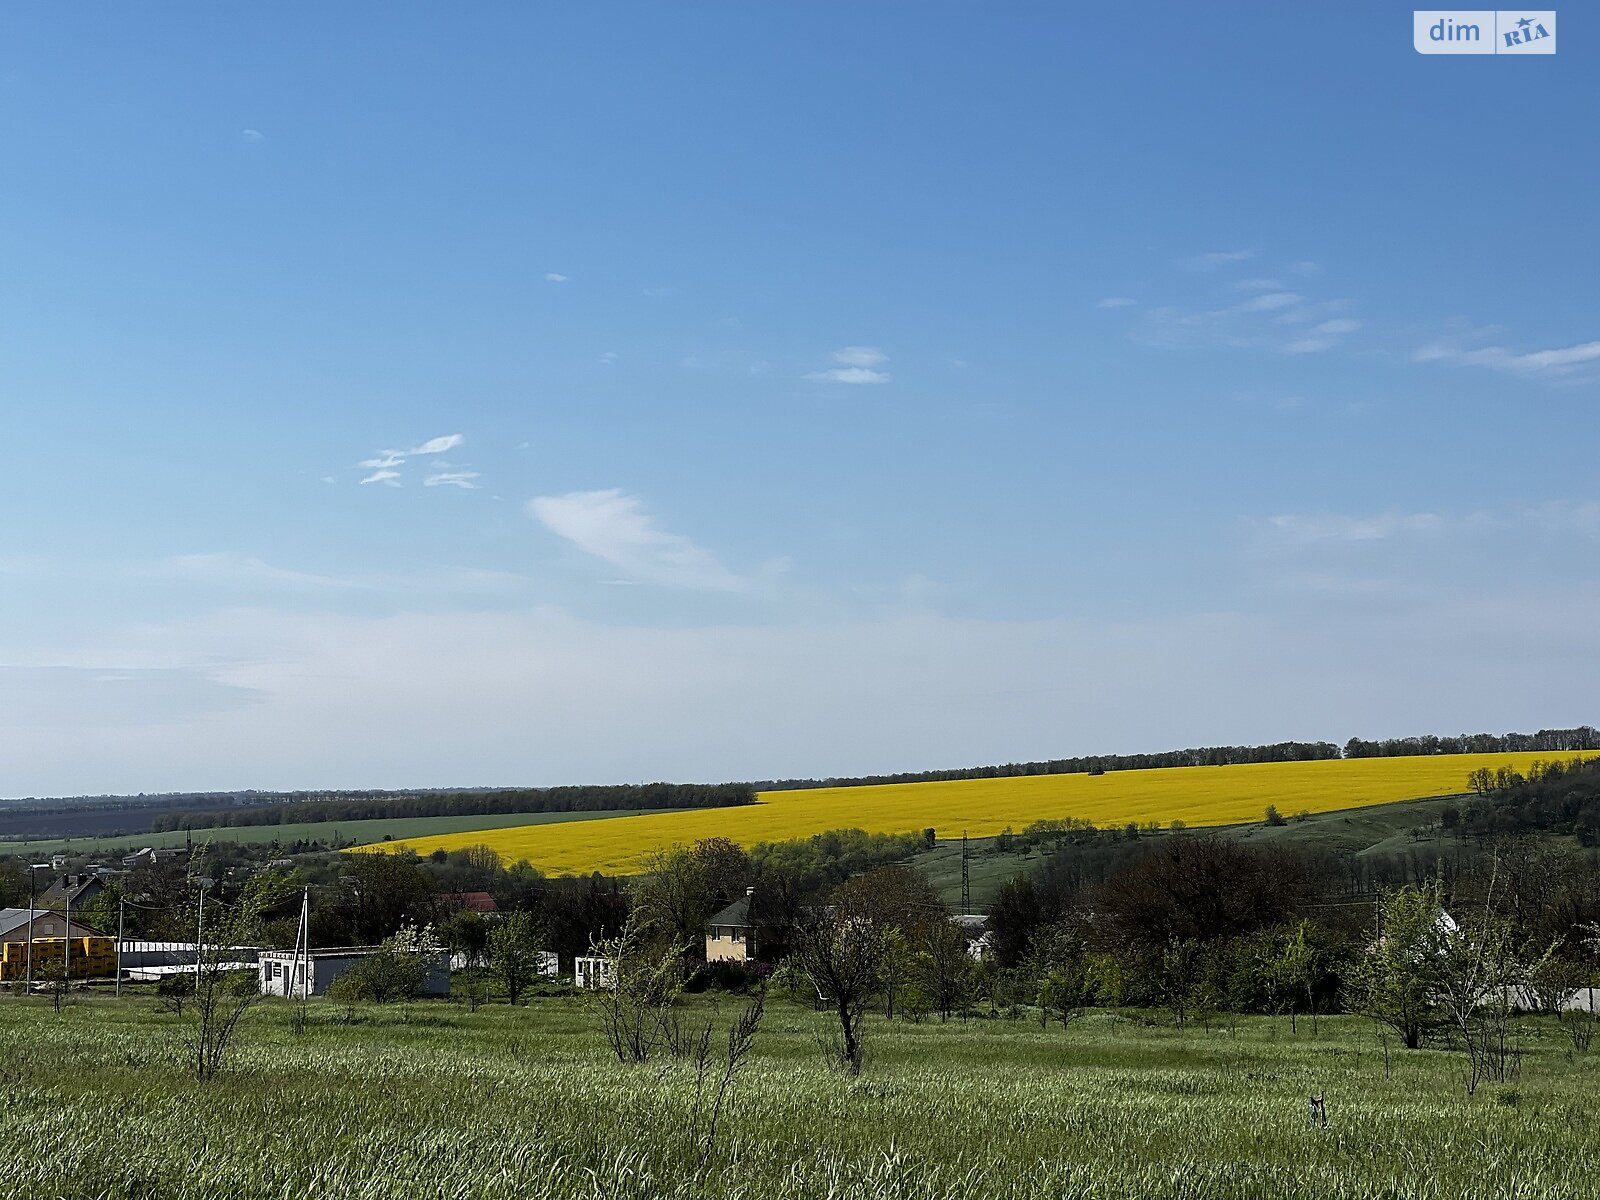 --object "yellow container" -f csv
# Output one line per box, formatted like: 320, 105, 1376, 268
0, 937, 118, 981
